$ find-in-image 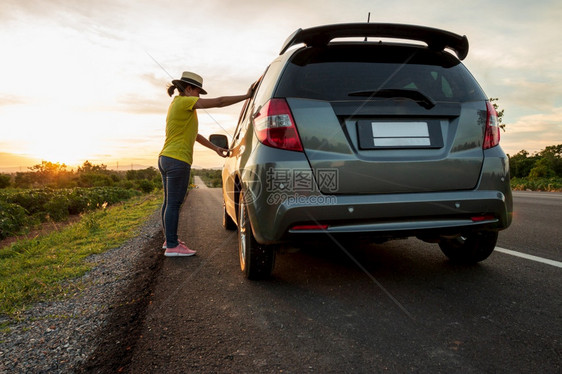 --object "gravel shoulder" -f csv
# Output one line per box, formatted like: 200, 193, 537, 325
0, 209, 164, 373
